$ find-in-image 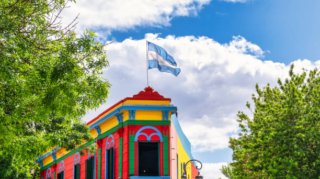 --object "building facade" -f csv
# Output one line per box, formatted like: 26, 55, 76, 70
37, 87, 198, 179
